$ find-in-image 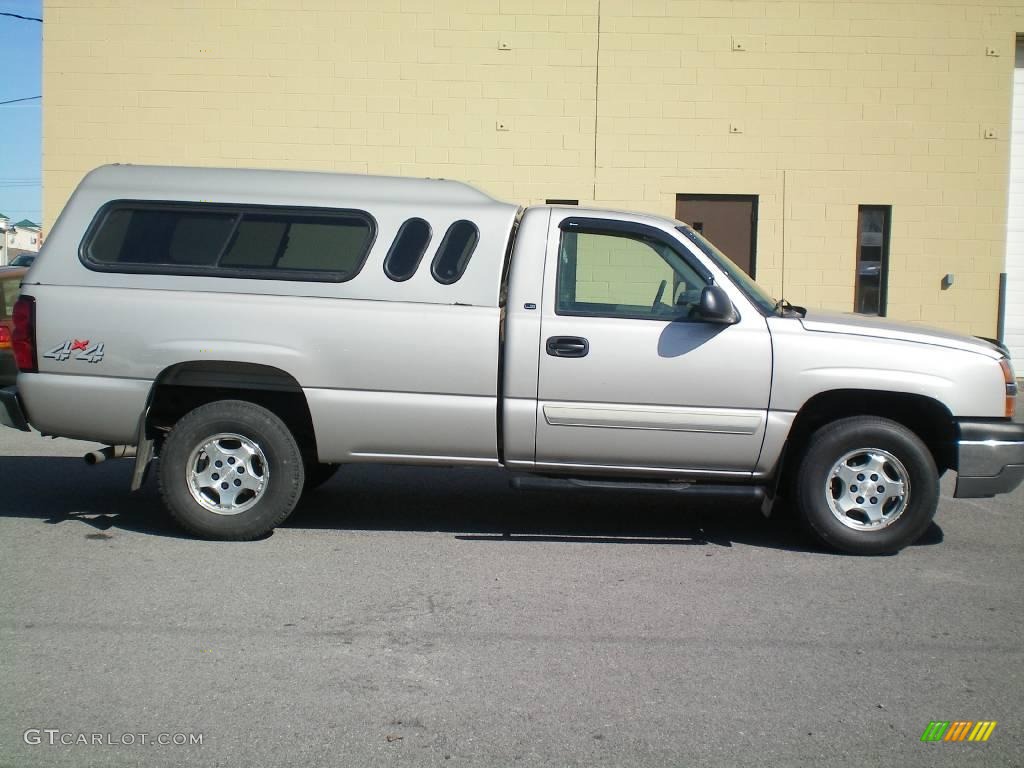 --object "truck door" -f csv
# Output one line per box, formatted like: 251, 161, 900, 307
534, 215, 772, 476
